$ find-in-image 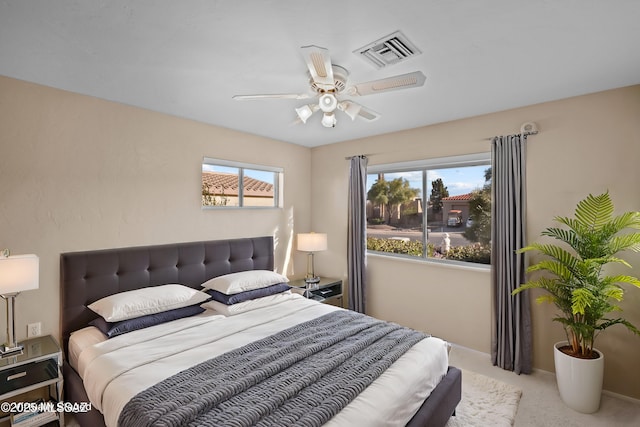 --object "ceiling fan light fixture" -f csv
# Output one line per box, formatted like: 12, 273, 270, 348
338, 101, 362, 121
295, 104, 316, 123
321, 112, 336, 128
318, 93, 338, 113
